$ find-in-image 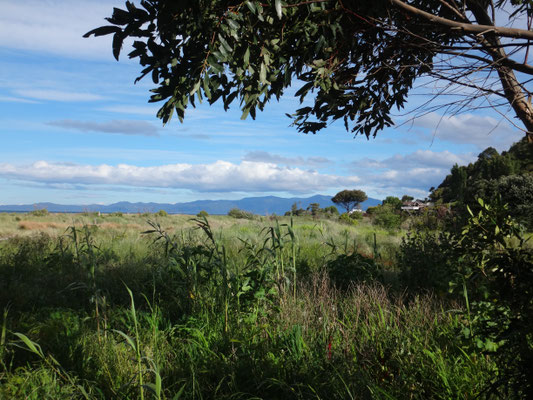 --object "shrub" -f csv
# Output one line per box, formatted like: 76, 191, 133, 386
227, 208, 255, 219
398, 230, 457, 294
372, 204, 402, 230
196, 210, 209, 218
339, 213, 358, 225
451, 199, 533, 395
322, 205, 339, 216
29, 208, 49, 217
325, 252, 381, 289
350, 210, 363, 220
155, 209, 168, 217
400, 198, 533, 396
